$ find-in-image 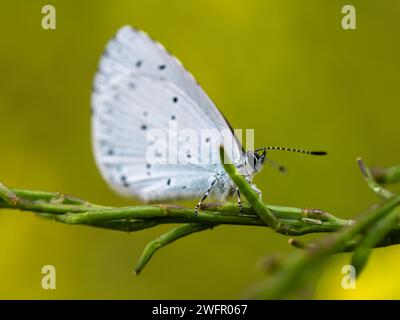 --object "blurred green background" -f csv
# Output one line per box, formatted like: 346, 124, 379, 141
0, 0, 399, 299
